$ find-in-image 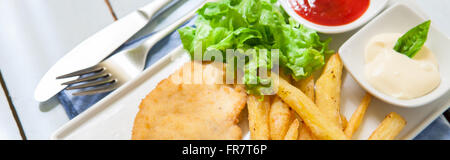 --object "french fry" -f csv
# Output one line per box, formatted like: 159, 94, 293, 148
294, 75, 315, 101
274, 74, 349, 140
247, 95, 271, 140
344, 93, 372, 138
368, 112, 406, 140
341, 113, 348, 130
284, 119, 300, 140
294, 75, 316, 140
269, 97, 293, 140
298, 122, 316, 140
315, 54, 344, 129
